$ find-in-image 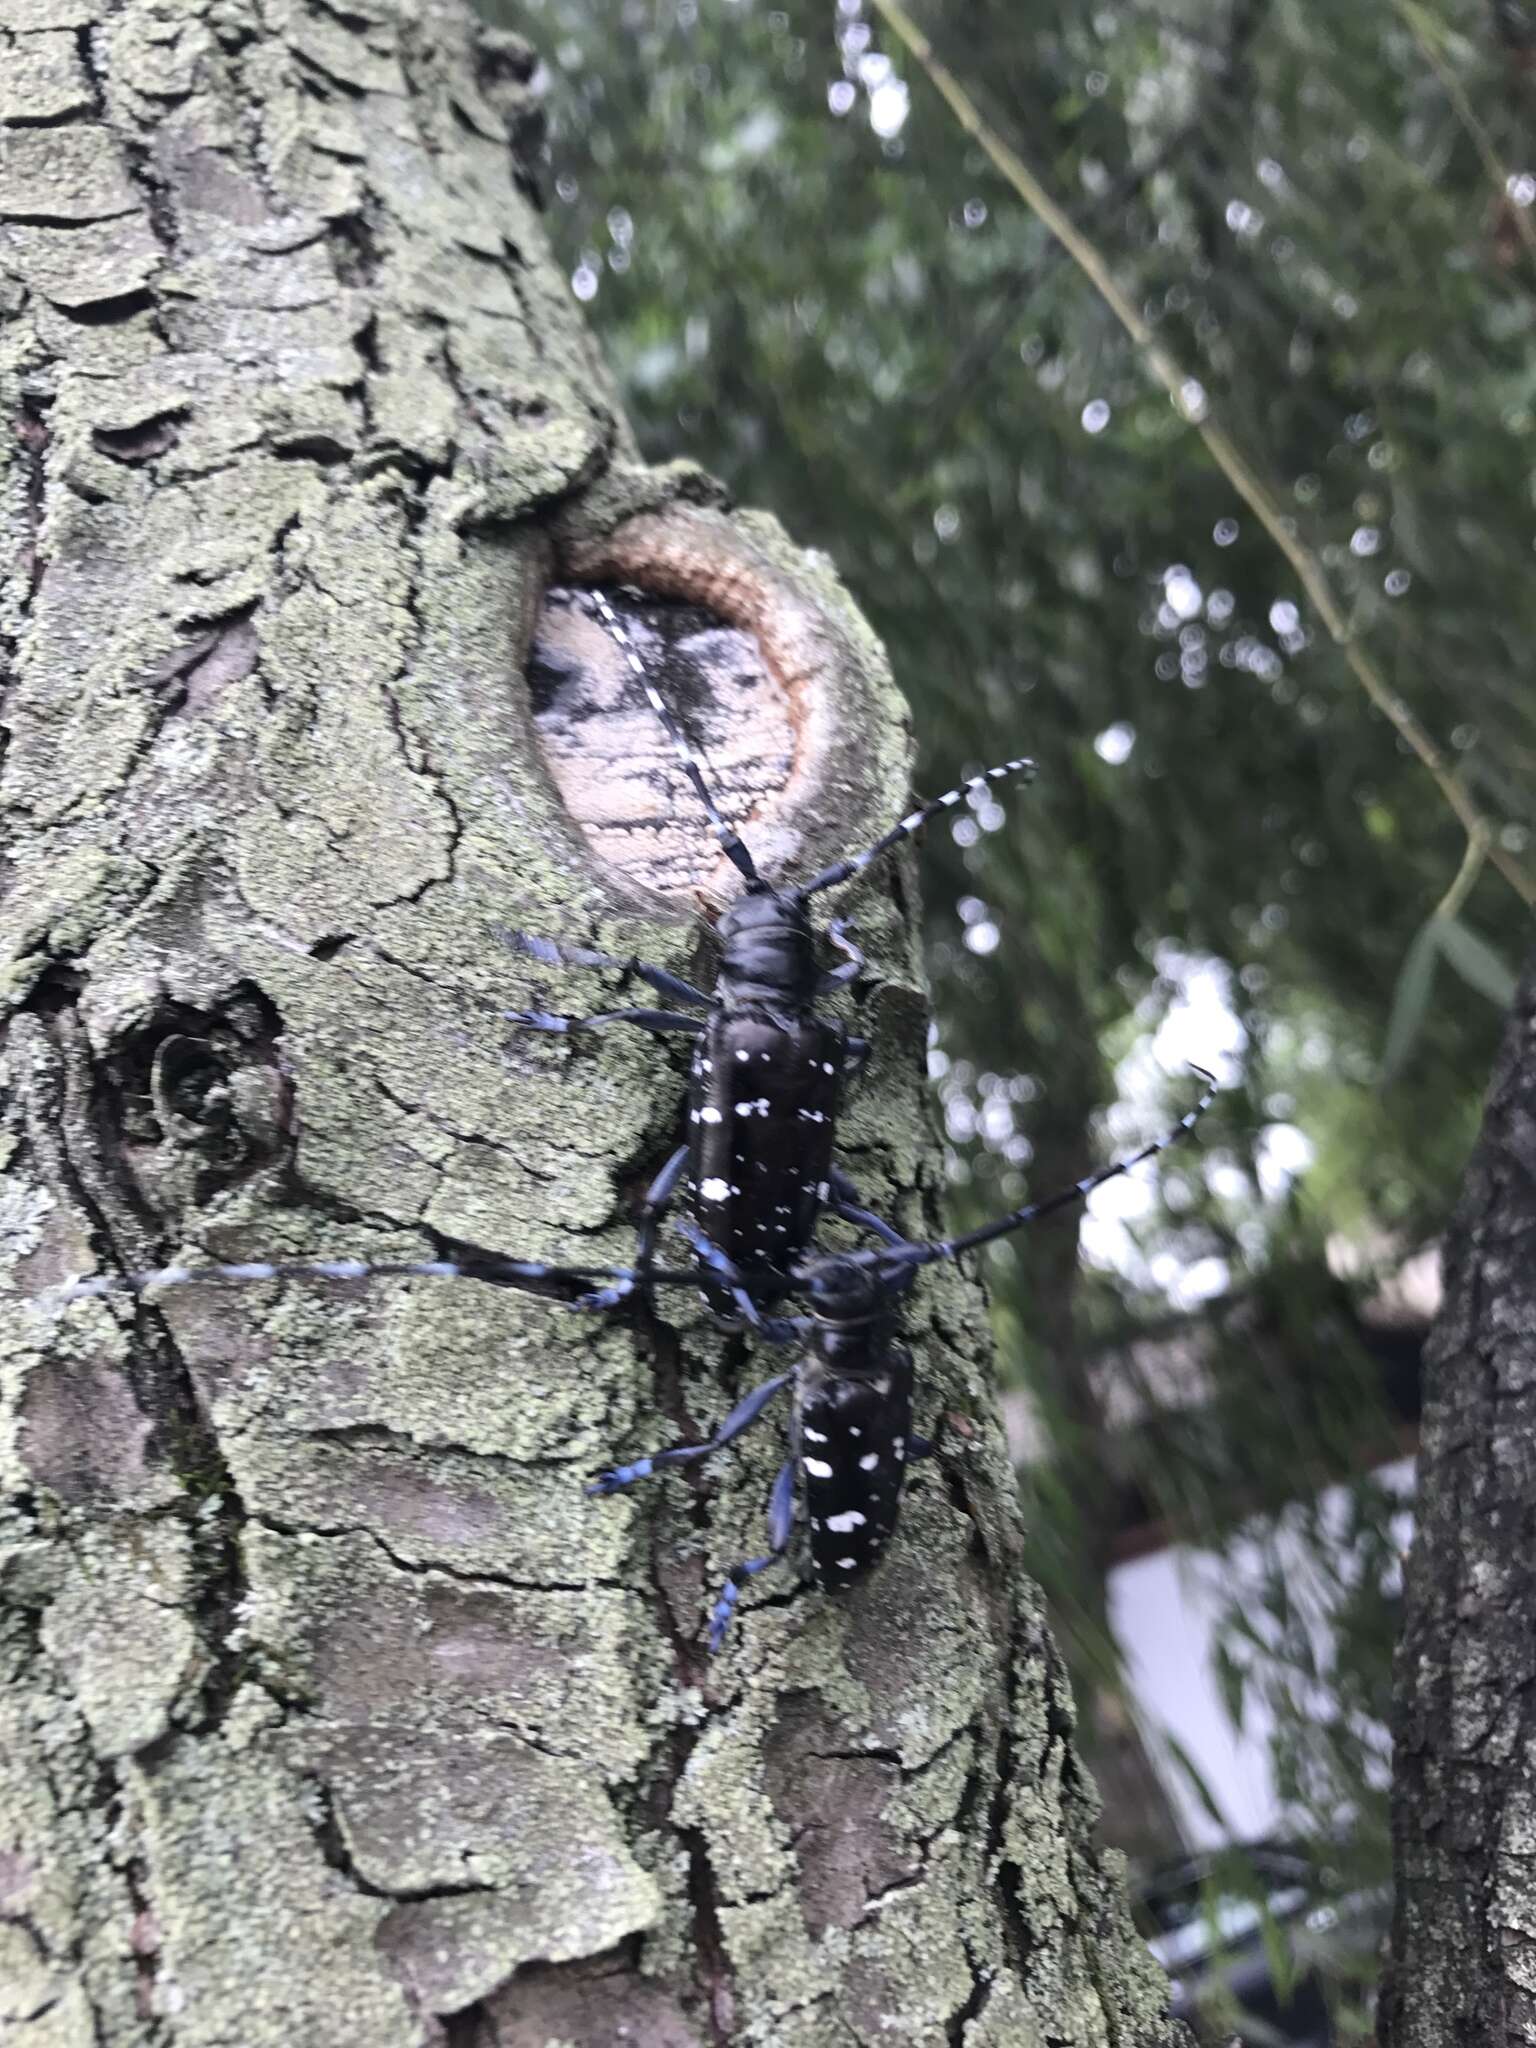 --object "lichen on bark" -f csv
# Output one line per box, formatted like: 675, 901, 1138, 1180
1, 1, 1185, 2041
